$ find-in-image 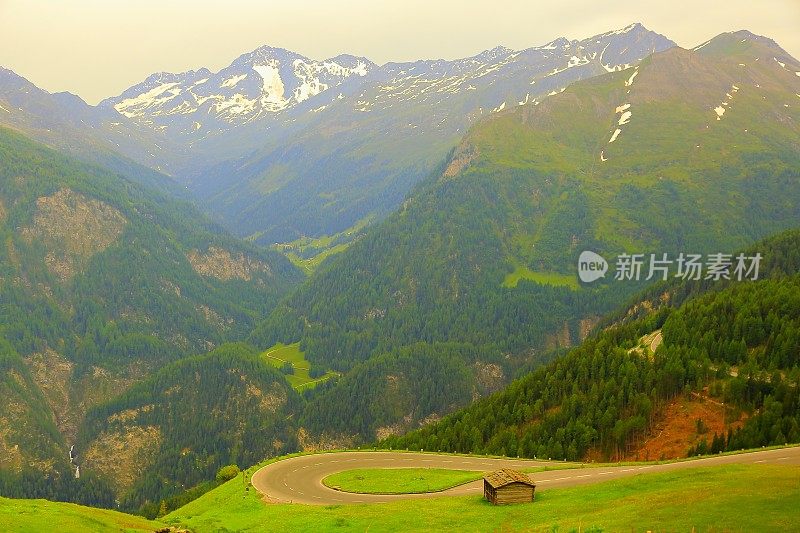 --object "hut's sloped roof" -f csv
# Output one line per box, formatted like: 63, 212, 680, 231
483, 469, 536, 489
